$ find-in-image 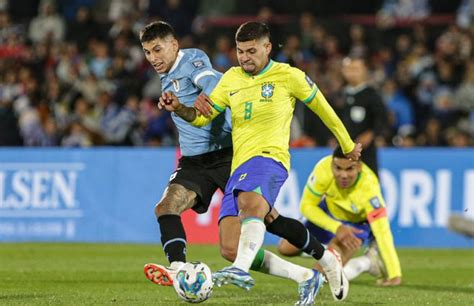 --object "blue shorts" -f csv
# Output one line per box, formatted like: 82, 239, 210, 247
219, 156, 288, 222
305, 199, 373, 245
